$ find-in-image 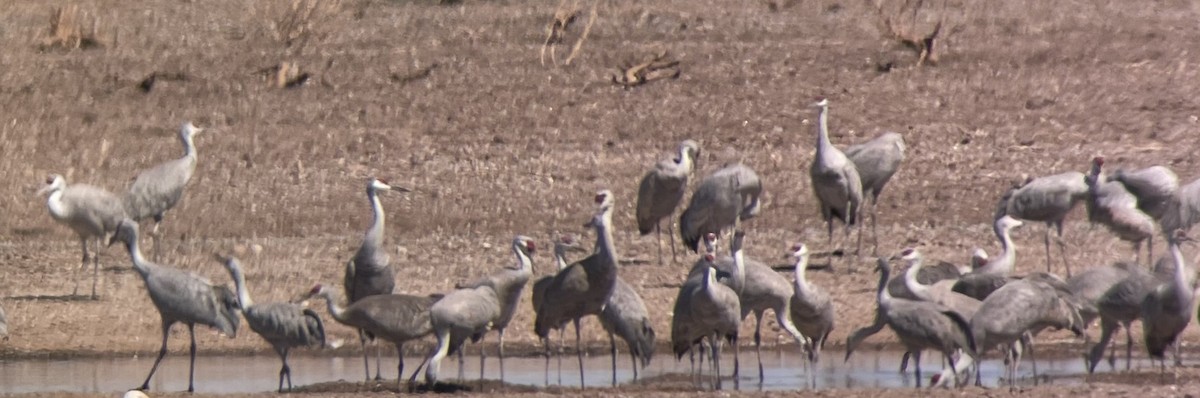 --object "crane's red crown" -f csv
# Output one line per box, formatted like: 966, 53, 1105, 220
44, 175, 54, 184
525, 240, 536, 252
594, 192, 607, 204
309, 284, 323, 295
705, 232, 717, 241
791, 243, 804, 252
1092, 156, 1104, 166
704, 253, 715, 262
560, 235, 573, 244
